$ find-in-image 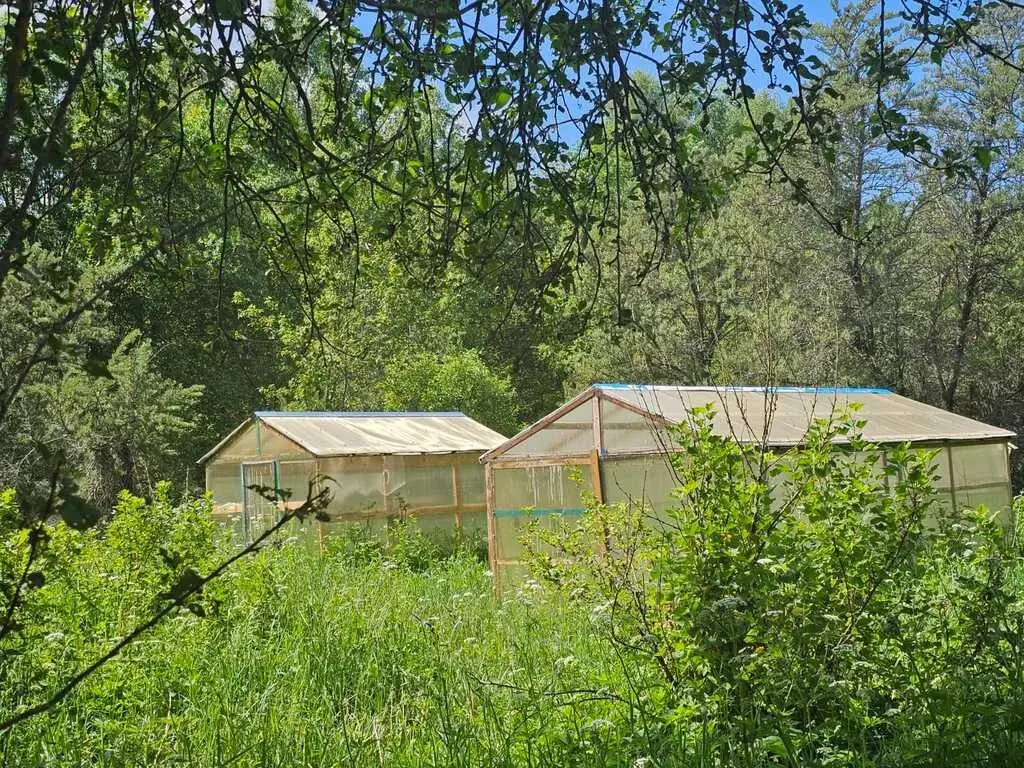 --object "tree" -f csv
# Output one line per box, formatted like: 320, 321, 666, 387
915, 7, 1024, 411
